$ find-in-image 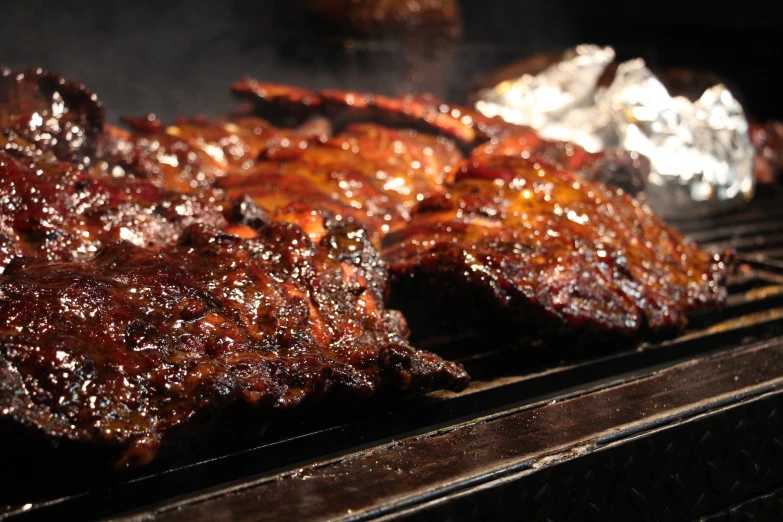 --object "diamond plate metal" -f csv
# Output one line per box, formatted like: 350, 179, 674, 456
697, 487, 783, 521
392, 394, 783, 522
